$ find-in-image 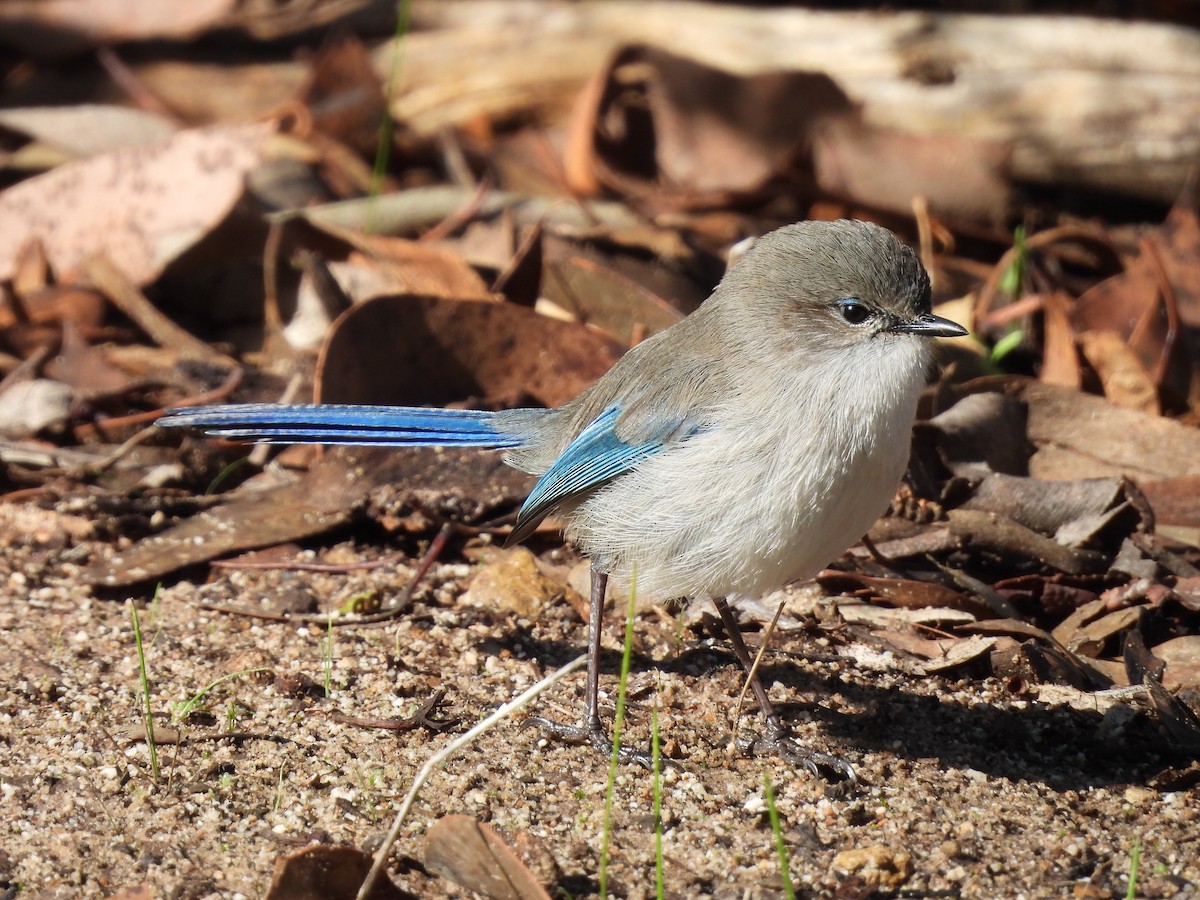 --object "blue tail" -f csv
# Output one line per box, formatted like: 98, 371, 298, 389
158, 403, 525, 449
